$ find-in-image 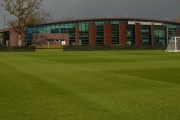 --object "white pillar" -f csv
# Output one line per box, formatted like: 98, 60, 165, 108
47, 41, 49, 48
